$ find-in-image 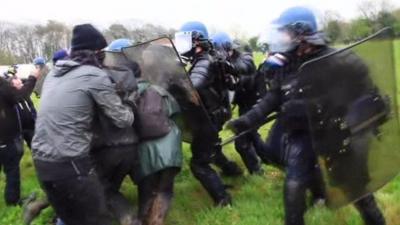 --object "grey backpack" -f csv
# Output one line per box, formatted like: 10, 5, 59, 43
135, 84, 171, 140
